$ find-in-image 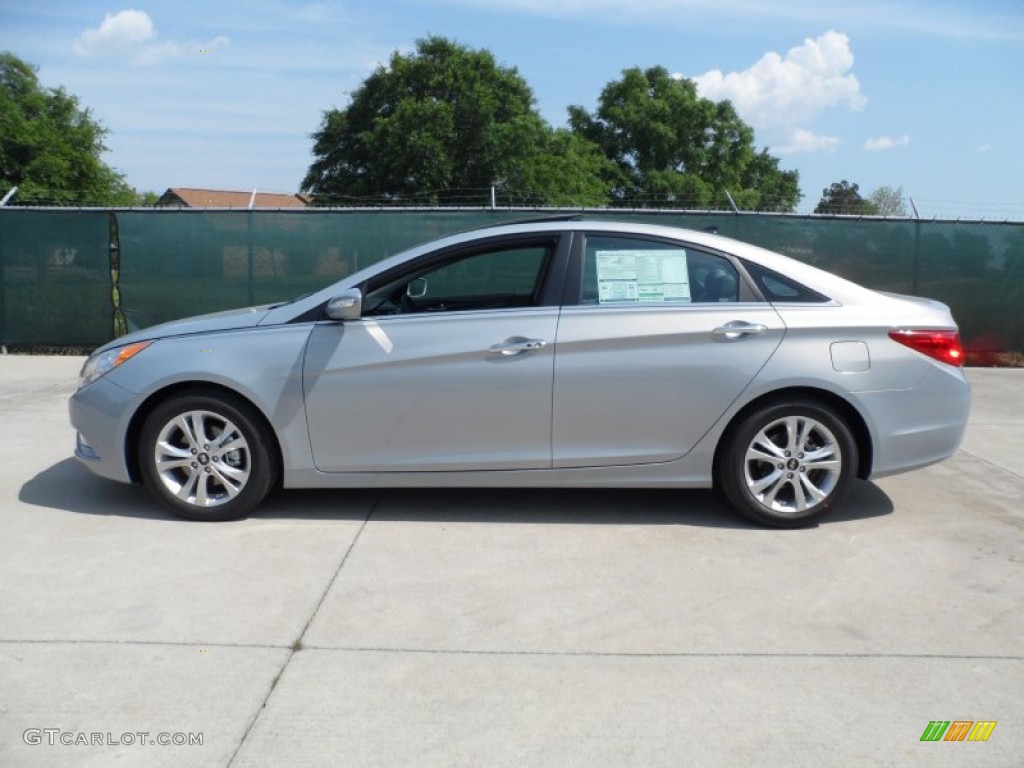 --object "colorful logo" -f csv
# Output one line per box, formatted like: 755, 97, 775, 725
920, 721, 997, 742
